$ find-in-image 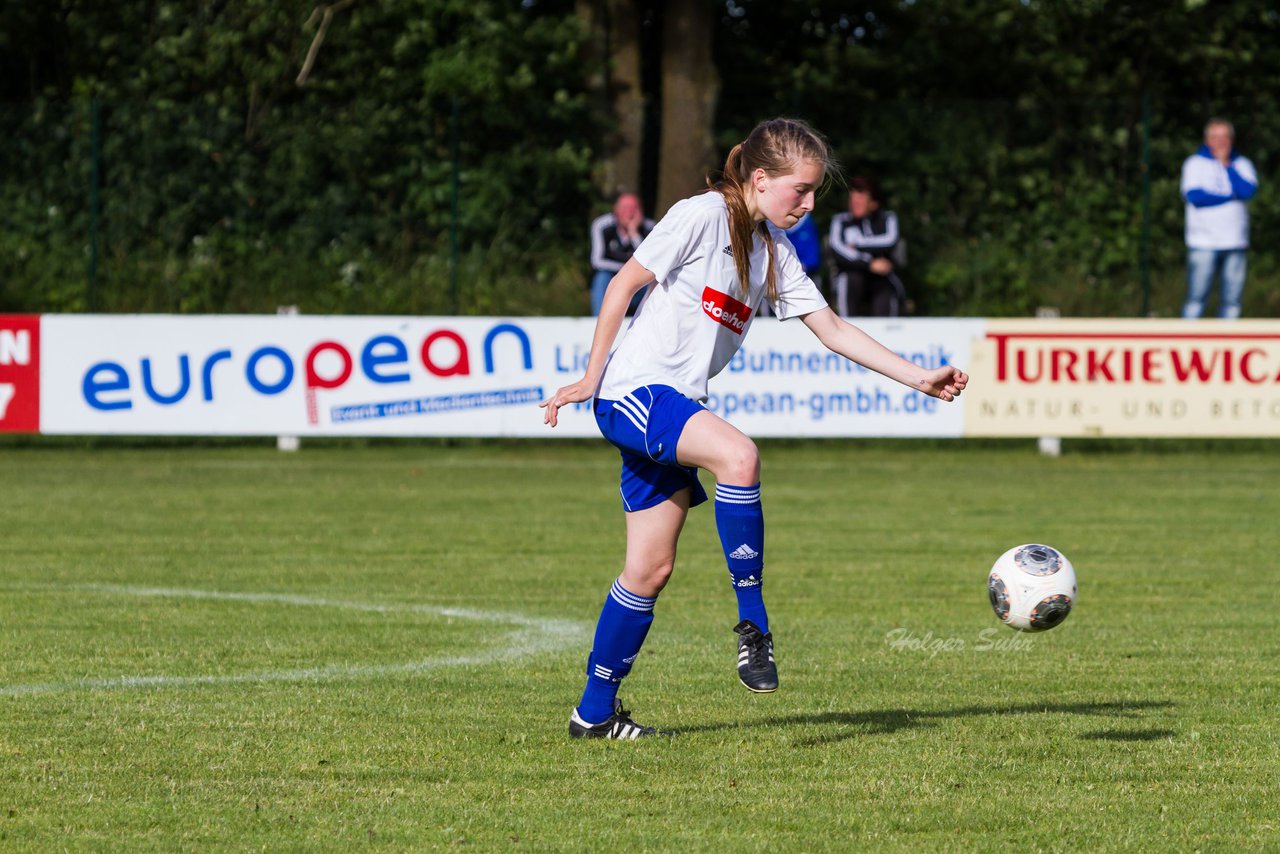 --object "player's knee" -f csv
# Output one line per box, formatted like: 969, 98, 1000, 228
622, 558, 675, 596
720, 439, 760, 485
